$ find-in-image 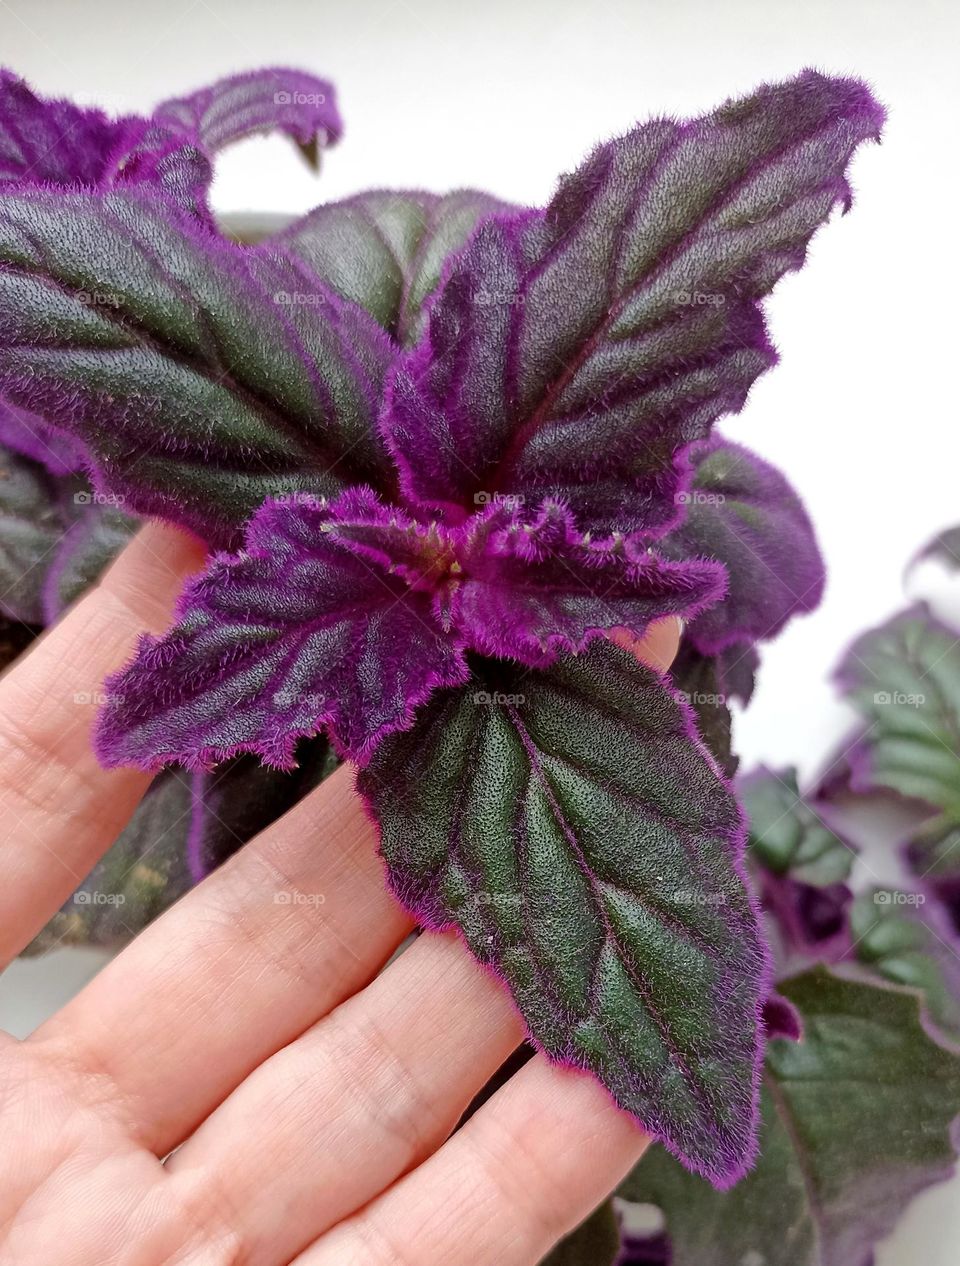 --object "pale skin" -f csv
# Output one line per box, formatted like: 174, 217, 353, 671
0, 523, 679, 1266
